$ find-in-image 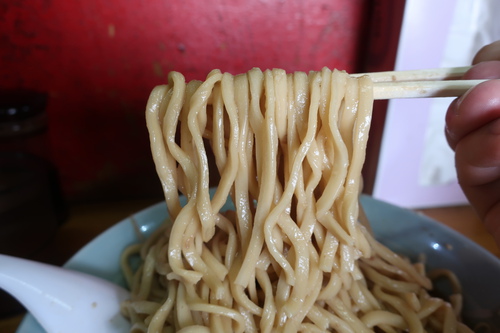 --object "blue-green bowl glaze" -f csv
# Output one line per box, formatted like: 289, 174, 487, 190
17, 195, 500, 332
